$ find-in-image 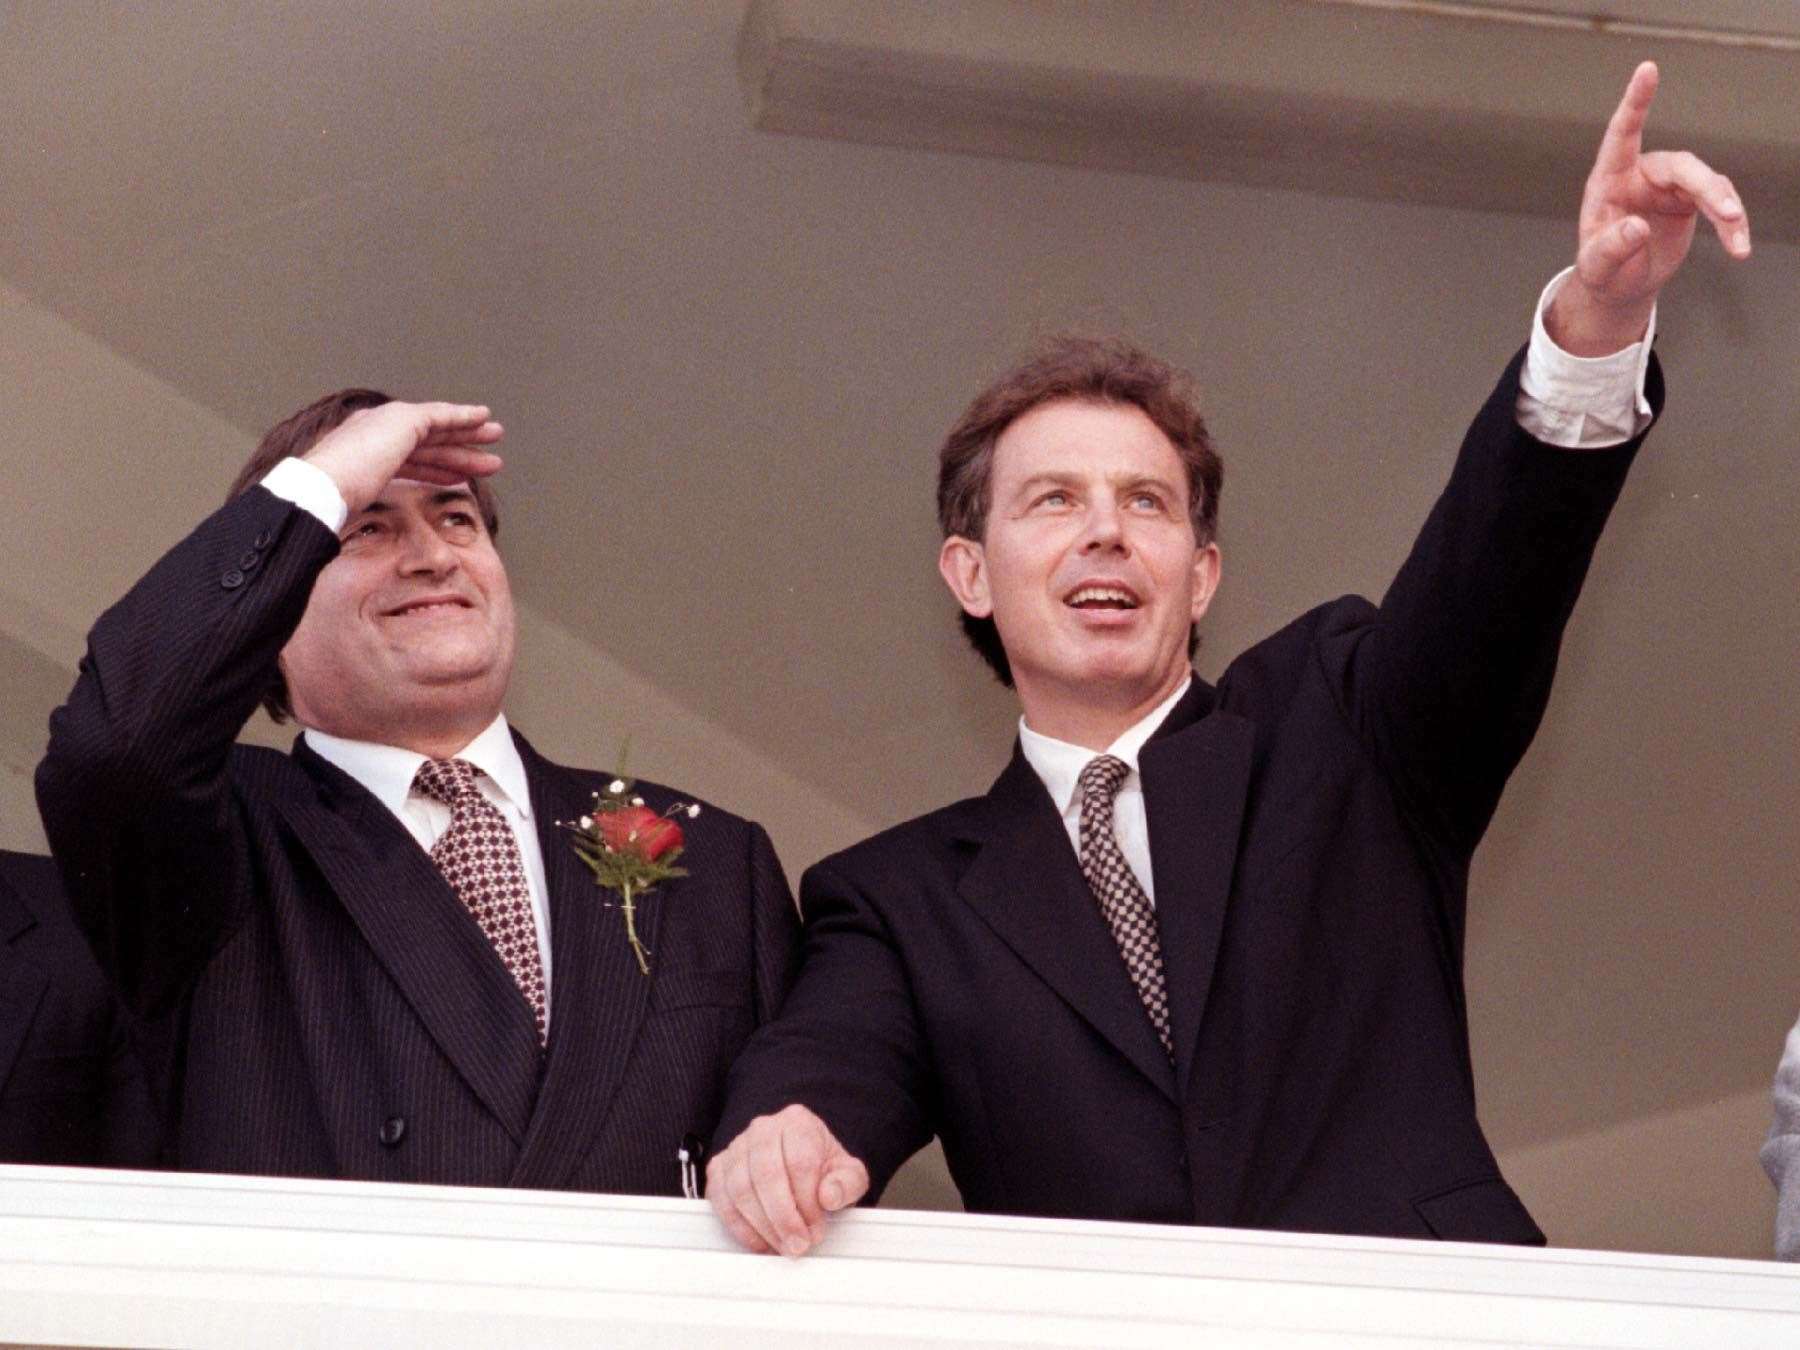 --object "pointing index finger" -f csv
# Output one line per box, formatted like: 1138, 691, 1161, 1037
1592, 60, 1658, 178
